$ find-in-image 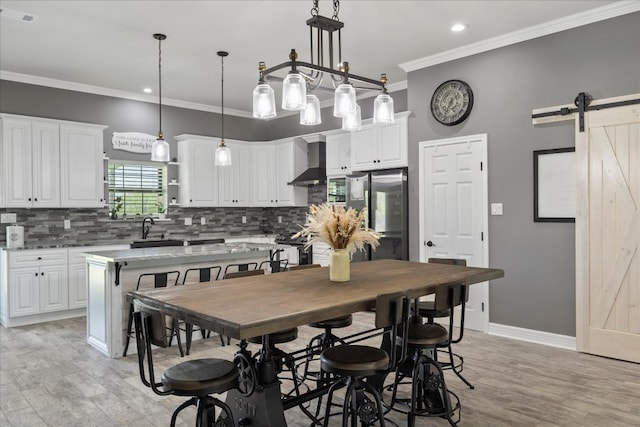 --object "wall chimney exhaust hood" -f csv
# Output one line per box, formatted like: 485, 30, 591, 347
288, 135, 326, 186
